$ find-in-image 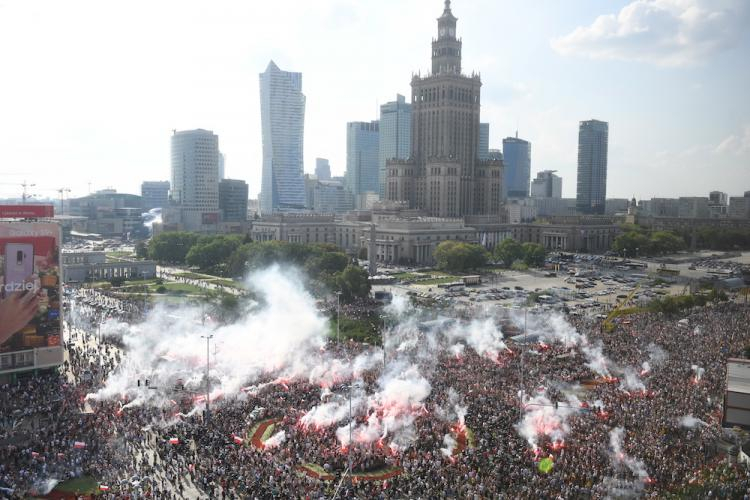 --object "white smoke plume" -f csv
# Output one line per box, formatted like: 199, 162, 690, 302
525, 312, 585, 348
263, 430, 286, 449
691, 364, 705, 381
678, 415, 708, 429
445, 318, 508, 361
582, 341, 613, 378
609, 427, 649, 481
88, 266, 329, 409
516, 391, 580, 451
619, 367, 646, 393
441, 433, 458, 458
646, 343, 668, 366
